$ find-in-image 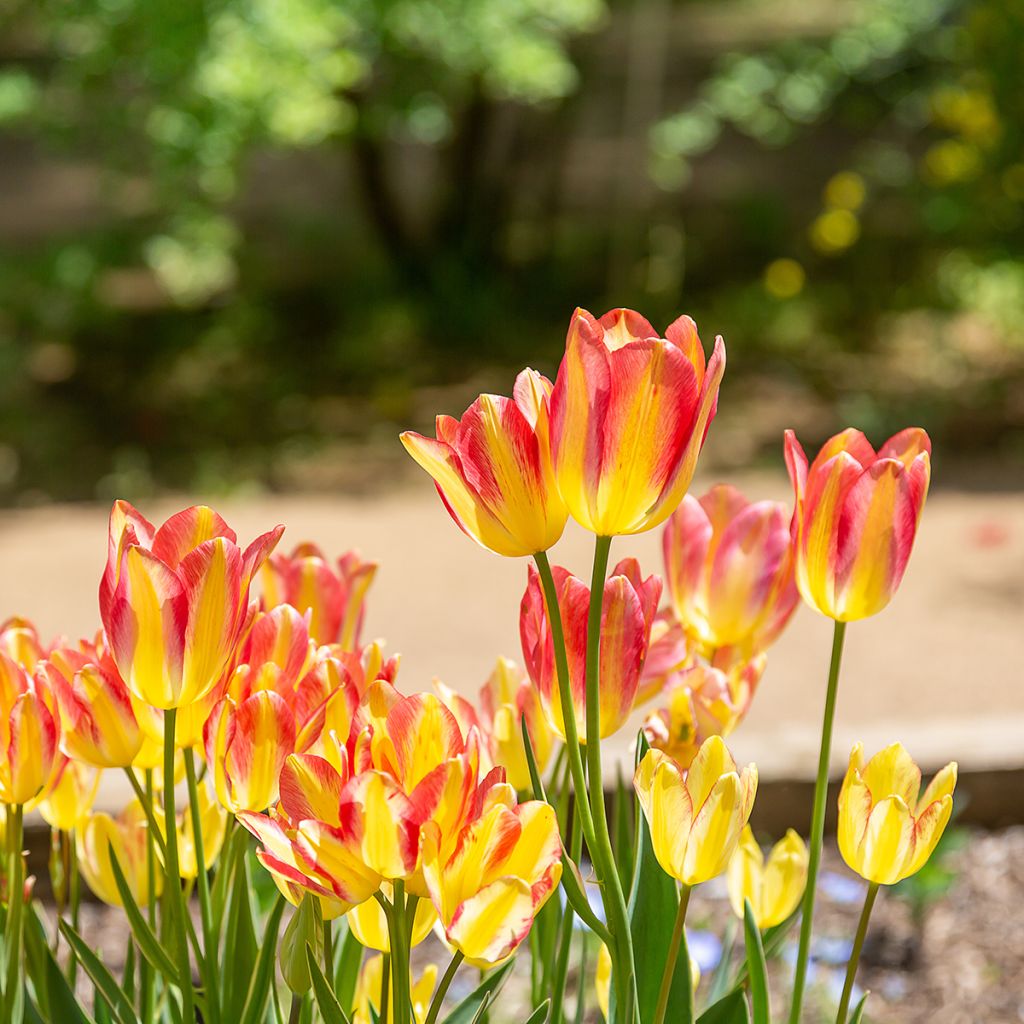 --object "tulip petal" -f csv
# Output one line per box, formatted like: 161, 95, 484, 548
682, 771, 744, 885
279, 753, 344, 827
446, 876, 535, 966
856, 795, 914, 885
151, 506, 236, 570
